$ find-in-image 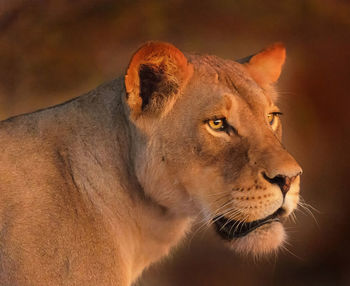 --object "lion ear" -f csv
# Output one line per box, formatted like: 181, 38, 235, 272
238, 43, 286, 87
125, 42, 193, 118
